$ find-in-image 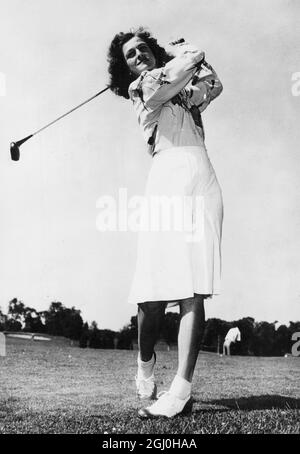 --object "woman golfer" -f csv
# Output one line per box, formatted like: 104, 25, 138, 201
108, 27, 223, 418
